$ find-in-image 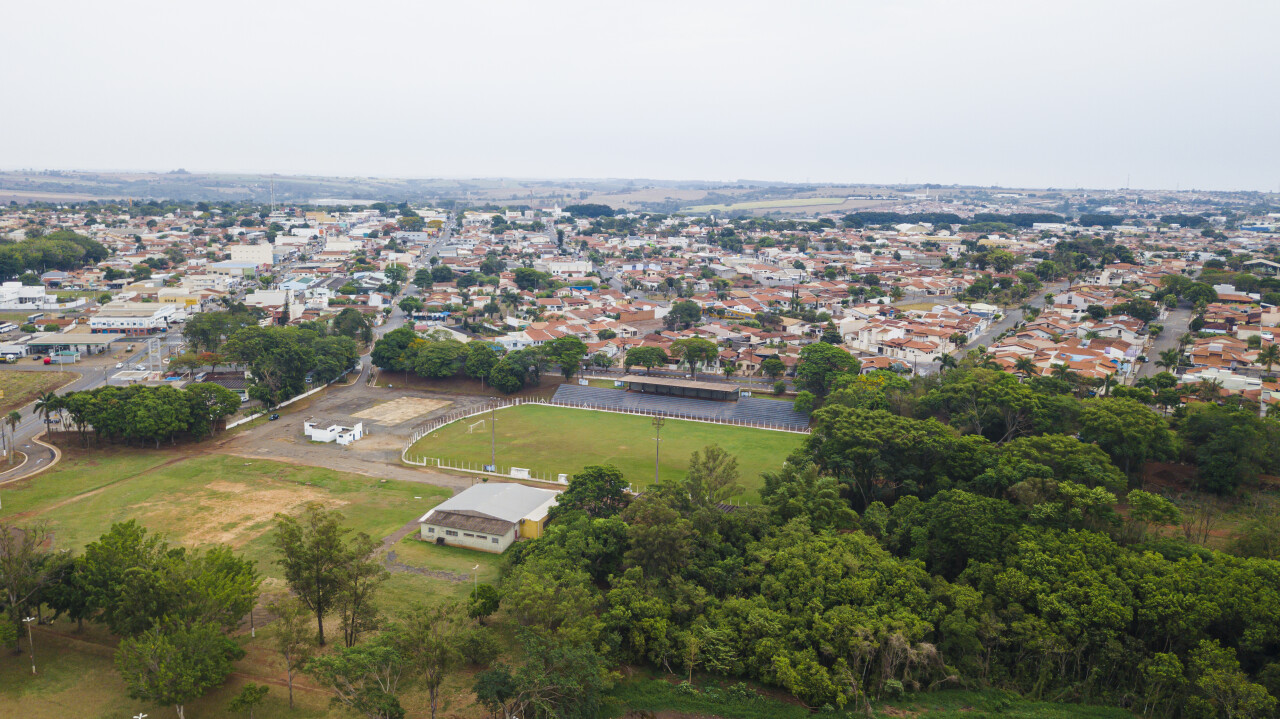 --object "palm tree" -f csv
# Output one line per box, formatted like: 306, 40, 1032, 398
1049, 362, 1076, 383
5, 411, 20, 465
1099, 372, 1118, 397
936, 353, 958, 374
1084, 330, 1101, 340
34, 392, 57, 430
1196, 378, 1224, 404
1013, 356, 1038, 379
1256, 344, 1280, 374
1156, 348, 1182, 372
